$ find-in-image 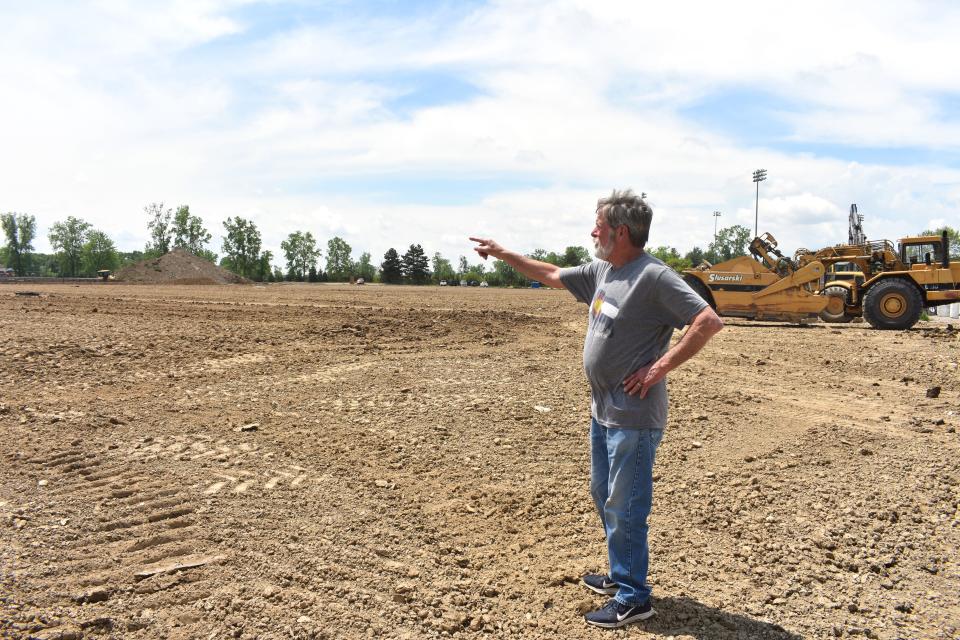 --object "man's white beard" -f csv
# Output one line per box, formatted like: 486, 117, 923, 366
594, 232, 614, 260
